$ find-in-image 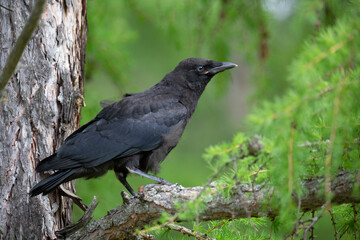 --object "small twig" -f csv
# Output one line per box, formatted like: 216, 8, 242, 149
232, 156, 238, 231
284, 199, 305, 239
0, 0, 47, 95
353, 203, 358, 239
55, 196, 98, 238
309, 210, 315, 240
248, 169, 269, 176
288, 122, 296, 194
269, 220, 274, 240
206, 220, 229, 234
59, 185, 88, 211
213, 144, 242, 157
0, 3, 13, 11
302, 213, 323, 240
328, 209, 338, 240
166, 223, 214, 240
